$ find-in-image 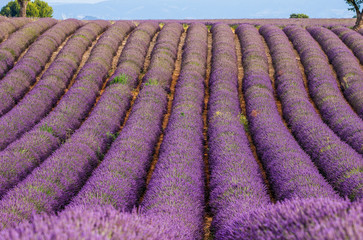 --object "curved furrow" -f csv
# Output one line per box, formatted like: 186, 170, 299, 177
140, 23, 205, 240
307, 26, 363, 119
0, 21, 110, 150
0, 18, 57, 79
238, 24, 338, 201
206, 24, 270, 240
284, 25, 363, 154
68, 23, 182, 213
0, 21, 135, 198
260, 25, 363, 201
331, 26, 363, 65
0, 22, 163, 229
0, 18, 31, 43
0, 19, 83, 116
